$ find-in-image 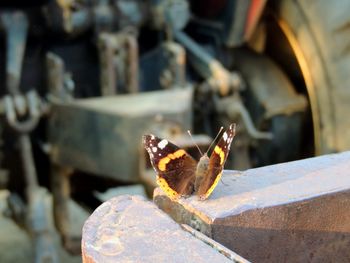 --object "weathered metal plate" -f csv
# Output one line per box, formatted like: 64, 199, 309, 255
154, 151, 350, 262
82, 195, 248, 263
49, 88, 193, 182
